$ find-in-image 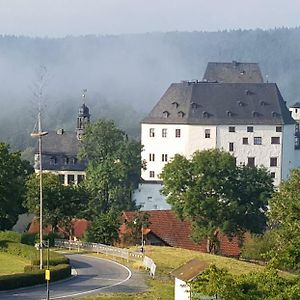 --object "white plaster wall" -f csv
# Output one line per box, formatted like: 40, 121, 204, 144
132, 182, 170, 211
289, 107, 300, 122
39, 169, 86, 185
175, 278, 190, 300
217, 124, 283, 185
282, 124, 297, 180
